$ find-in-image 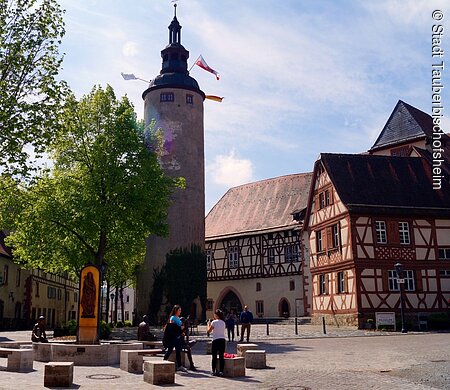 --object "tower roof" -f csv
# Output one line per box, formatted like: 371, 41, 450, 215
142, 4, 204, 100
